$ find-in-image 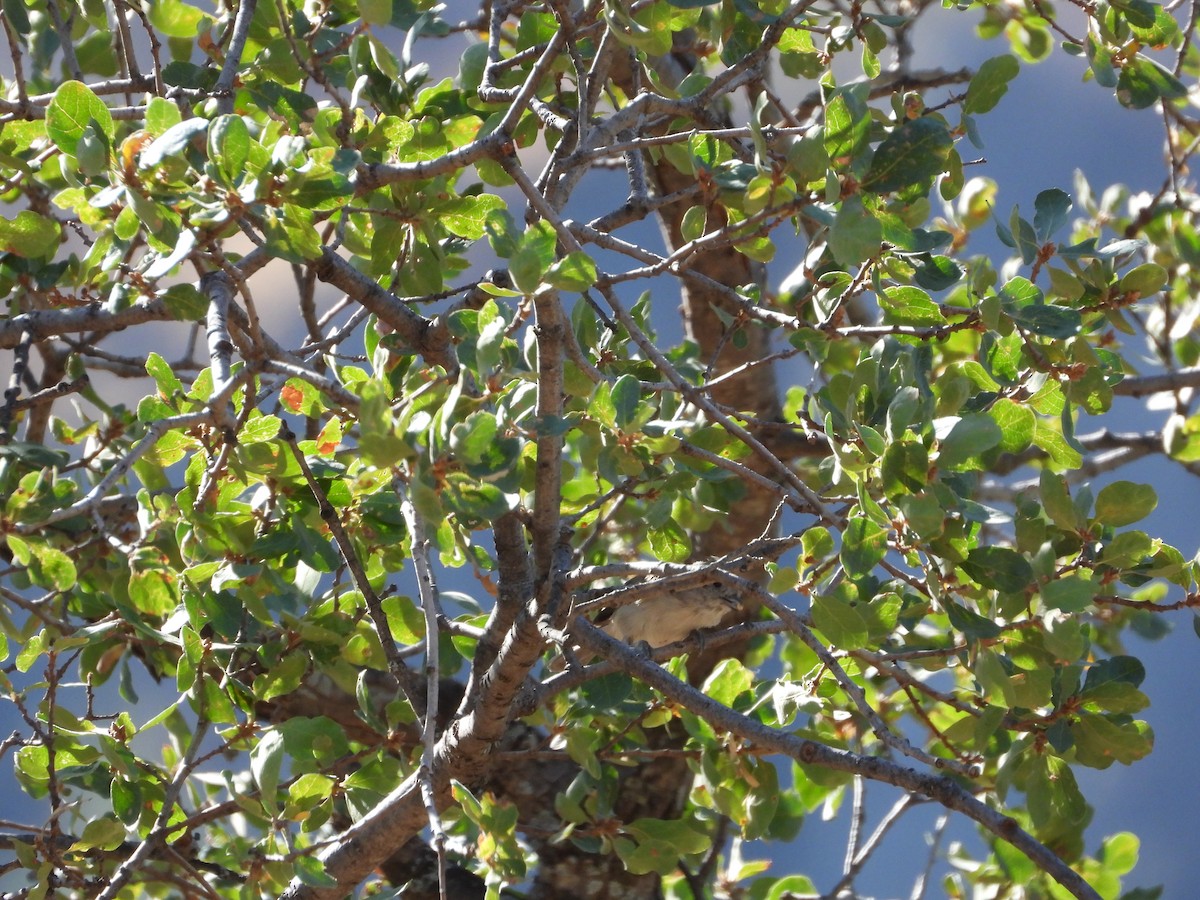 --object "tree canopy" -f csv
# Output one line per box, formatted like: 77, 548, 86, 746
0, 0, 1197, 896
